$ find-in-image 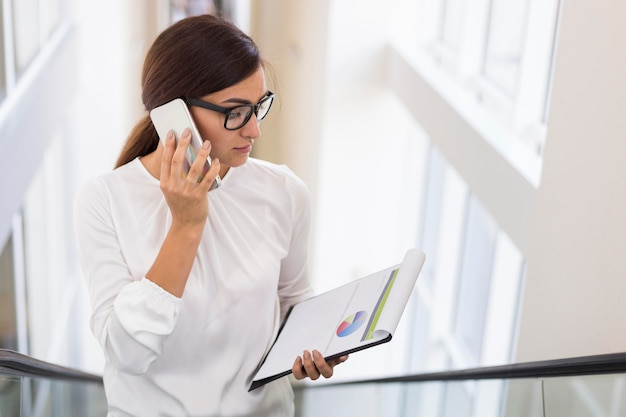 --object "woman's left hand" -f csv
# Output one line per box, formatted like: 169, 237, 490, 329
292, 350, 348, 381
